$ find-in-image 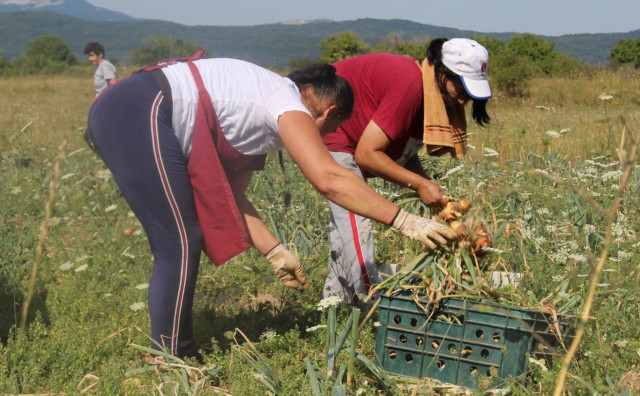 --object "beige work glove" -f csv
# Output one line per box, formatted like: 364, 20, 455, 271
265, 244, 309, 291
392, 209, 457, 249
